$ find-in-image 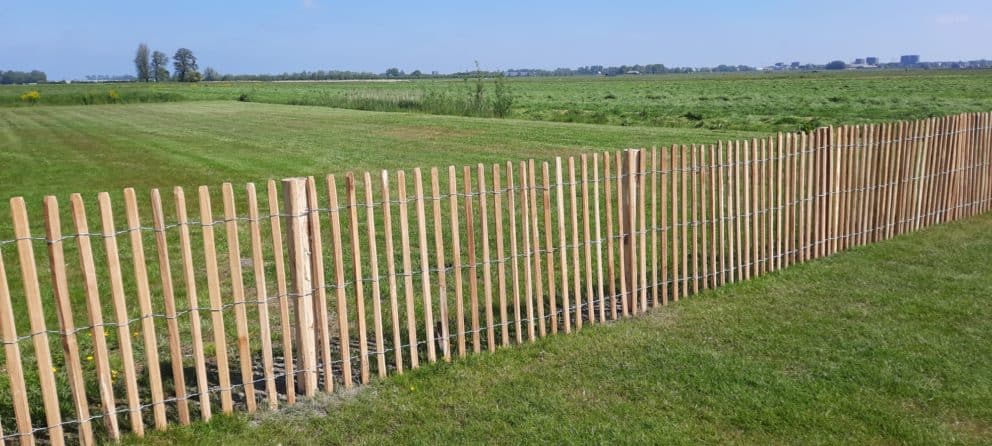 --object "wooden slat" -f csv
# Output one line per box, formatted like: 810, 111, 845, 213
309, 177, 335, 391
266, 180, 296, 404
650, 149, 659, 305
661, 147, 671, 302
691, 145, 700, 294
380, 171, 405, 370
778, 134, 787, 269
542, 161, 559, 331
448, 167, 466, 356
708, 145, 718, 288
581, 155, 596, 322
783, 134, 793, 266
97, 192, 146, 431
327, 175, 354, 382
413, 169, 437, 361
700, 145, 710, 290
396, 171, 420, 366
528, 159, 547, 335
477, 165, 496, 349
282, 179, 317, 396
718, 142, 728, 284
766, 137, 774, 273
11, 197, 66, 444
567, 157, 582, 329
637, 150, 648, 311
734, 140, 745, 280
123, 188, 169, 425
680, 146, 689, 297
464, 166, 481, 352
626, 150, 638, 314
346, 173, 371, 382
752, 140, 761, 278
174, 187, 213, 415
593, 154, 606, 321
0, 236, 37, 444
492, 165, 510, 344
616, 152, 629, 315
604, 152, 618, 318
221, 184, 257, 412
365, 172, 389, 373
507, 162, 523, 343
430, 168, 452, 359
197, 187, 240, 412
150, 190, 192, 422
554, 158, 572, 333
42, 196, 94, 444
246, 184, 278, 409
519, 162, 537, 340
670, 146, 680, 301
